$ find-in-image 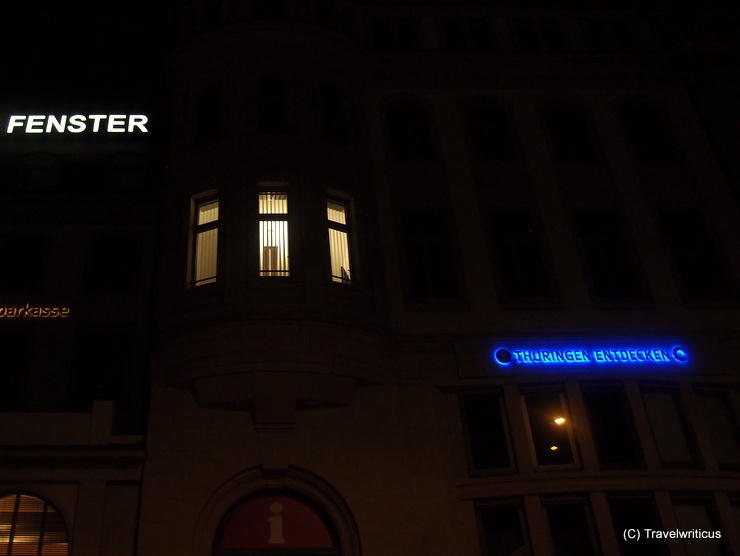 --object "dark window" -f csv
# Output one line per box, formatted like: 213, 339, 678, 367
320, 85, 350, 144
460, 392, 514, 472
466, 104, 517, 161
315, 0, 336, 29
444, 18, 467, 50
522, 389, 576, 466
0, 233, 48, 293
694, 389, 740, 470
401, 209, 458, 299
371, 17, 394, 50
672, 499, 728, 556
477, 504, 532, 556
489, 210, 551, 298
397, 17, 419, 51
620, 102, 677, 160
541, 20, 569, 51
612, 19, 639, 52
584, 20, 614, 51
660, 210, 732, 296
85, 232, 142, 294
581, 383, 644, 469
641, 385, 700, 468
251, 0, 286, 20
67, 328, 132, 412
470, 18, 497, 51
386, 100, 435, 160
256, 76, 287, 134
60, 162, 106, 193
195, 85, 222, 146
545, 102, 596, 160
515, 19, 540, 51
0, 329, 32, 411
0, 162, 18, 193
609, 497, 668, 556
201, 0, 222, 31
575, 210, 644, 298
544, 501, 599, 556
